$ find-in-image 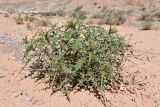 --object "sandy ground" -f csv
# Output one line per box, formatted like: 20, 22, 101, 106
0, 14, 160, 107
